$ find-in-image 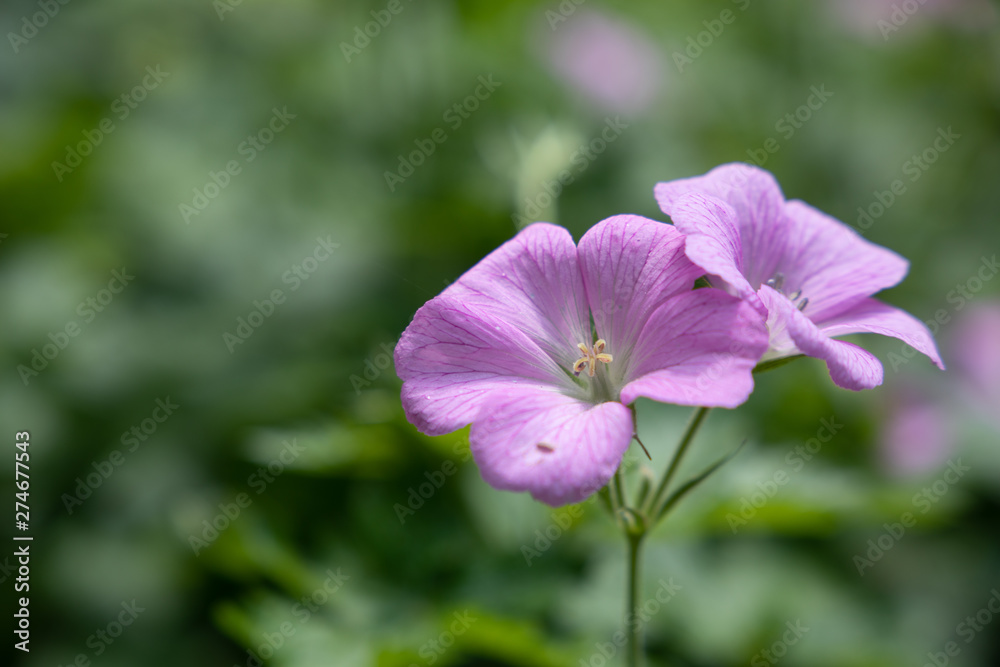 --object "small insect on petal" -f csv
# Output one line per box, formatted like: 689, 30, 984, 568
536, 442, 556, 453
